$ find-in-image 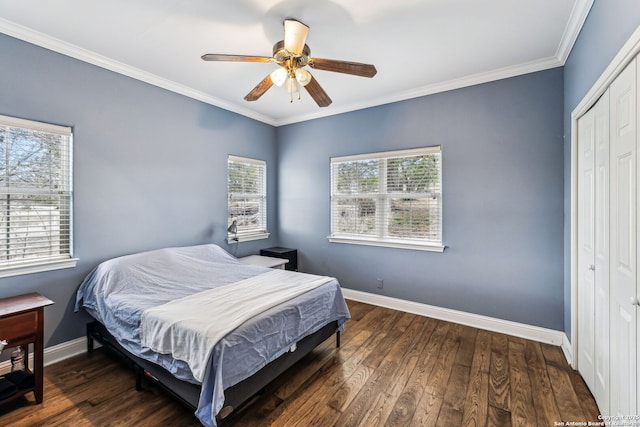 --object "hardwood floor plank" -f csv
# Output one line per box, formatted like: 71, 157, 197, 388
547, 364, 587, 422
361, 311, 417, 369
271, 334, 336, 400
332, 315, 432, 427
489, 332, 510, 411
385, 321, 451, 426
385, 317, 439, 399
488, 404, 512, 427
424, 324, 461, 399
508, 339, 537, 425
453, 324, 479, 368
353, 317, 439, 427
0, 301, 602, 427
441, 363, 471, 414
569, 369, 601, 421
333, 362, 399, 427
266, 308, 405, 427
524, 340, 562, 426
410, 391, 444, 427
460, 329, 491, 427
